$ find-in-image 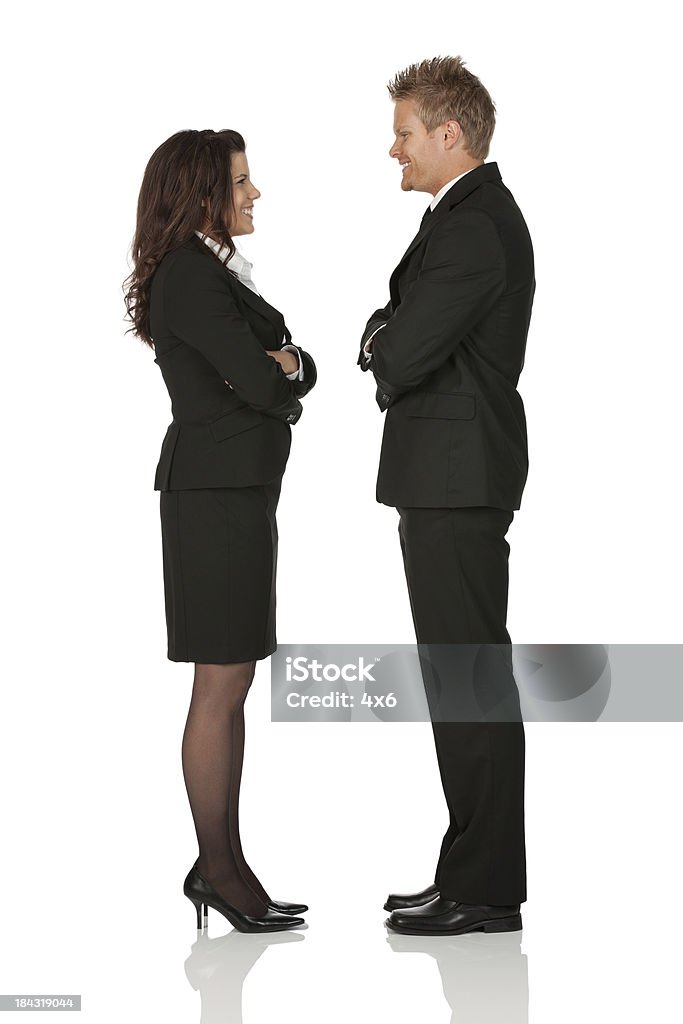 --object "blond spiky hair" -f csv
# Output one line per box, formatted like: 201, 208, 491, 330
388, 56, 496, 159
